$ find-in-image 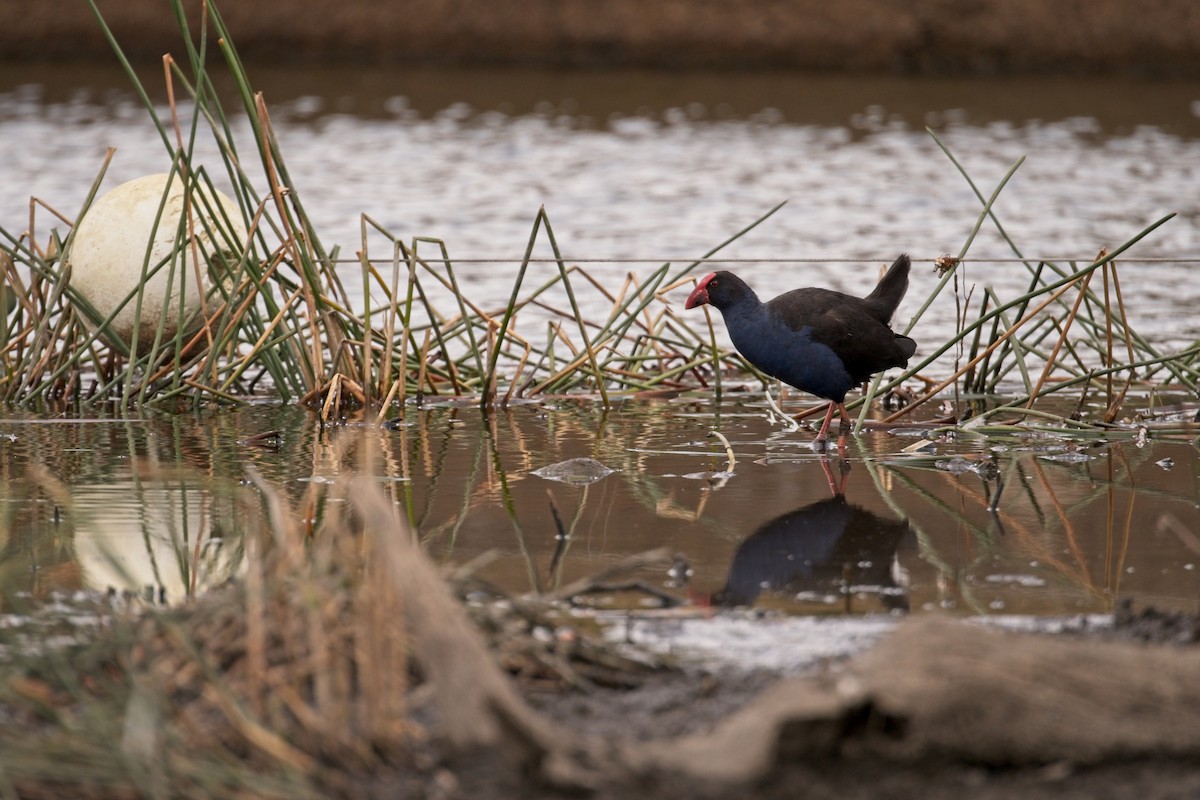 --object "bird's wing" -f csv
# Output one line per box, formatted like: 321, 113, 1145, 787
808, 304, 911, 381
767, 288, 858, 327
